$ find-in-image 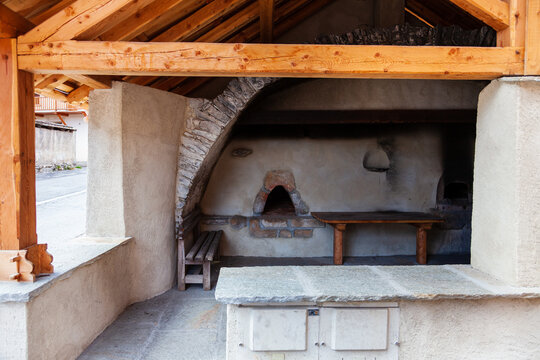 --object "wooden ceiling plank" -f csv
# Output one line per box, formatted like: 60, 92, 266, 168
29, 0, 77, 25
447, 0, 510, 30
198, 1, 260, 42
76, 0, 156, 40
0, 3, 35, 36
2, 0, 56, 18
259, 0, 274, 43
125, 0, 253, 86
18, 40, 525, 80
68, 74, 112, 89
18, 0, 136, 43
100, 0, 203, 41
154, 0, 294, 92
525, 0, 540, 74
152, 0, 251, 42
